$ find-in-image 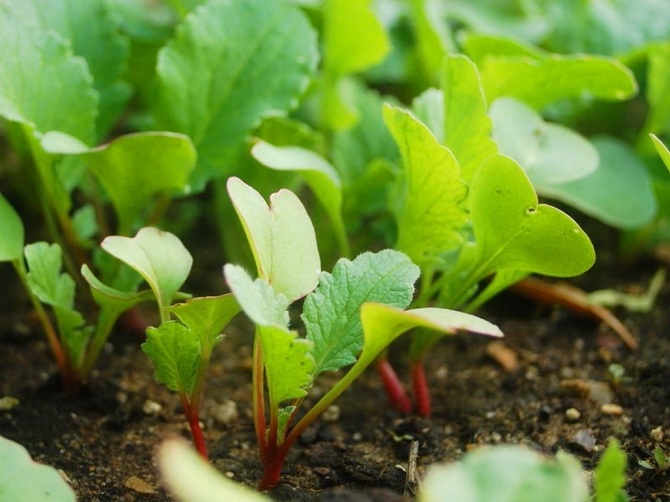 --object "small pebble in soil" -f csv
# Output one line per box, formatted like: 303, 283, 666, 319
213, 399, 239, 425
124, 476, 155, 494
650, 426, 664, 442
571, 429, 597, 453
600, 403, 623, 416
0, 396, 19, 411
322, 405, 341, 422
142, 400, 162, 415
565, 408, 581, 422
